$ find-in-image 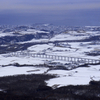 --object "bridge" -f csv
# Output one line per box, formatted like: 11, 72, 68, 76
8, 52, 100, 64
